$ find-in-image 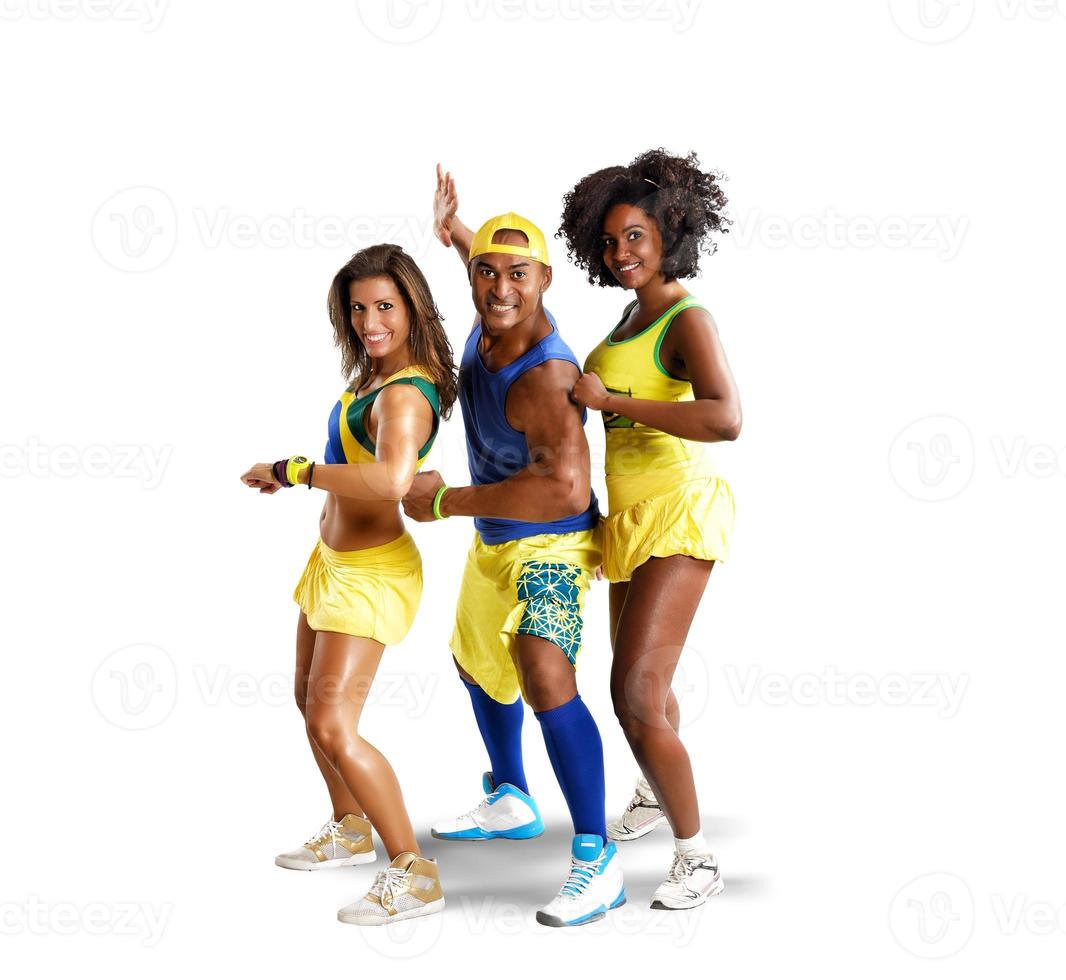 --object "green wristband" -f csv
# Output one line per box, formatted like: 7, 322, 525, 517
432, 485, 450, 520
